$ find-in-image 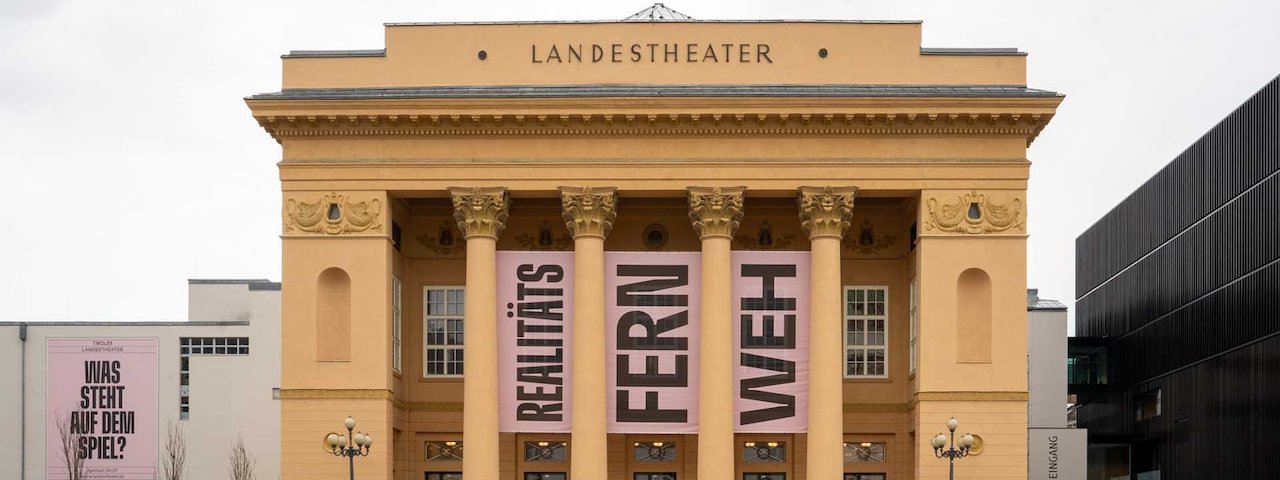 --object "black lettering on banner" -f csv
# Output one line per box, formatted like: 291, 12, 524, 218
738, 263, 800, 425
616, 265, 689, 307
73, 356, 137, 460
739, 353, 796, 424
510, 262, 568, 423
617, 391, 688, 423
614, 263, 691, 424
616, 355, 688, 387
